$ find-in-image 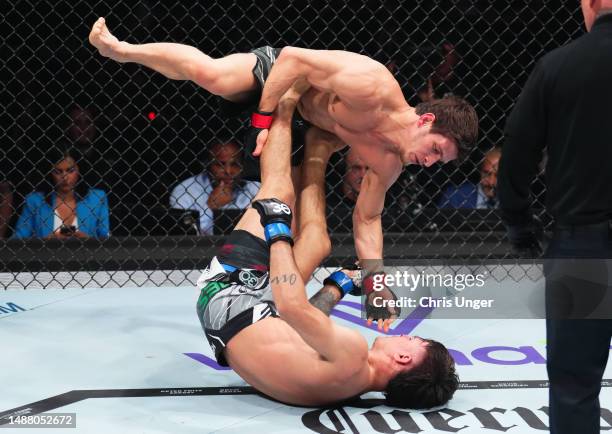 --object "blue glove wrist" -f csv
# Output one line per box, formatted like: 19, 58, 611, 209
264, 222, 292, 245
324, 270, 354, 296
